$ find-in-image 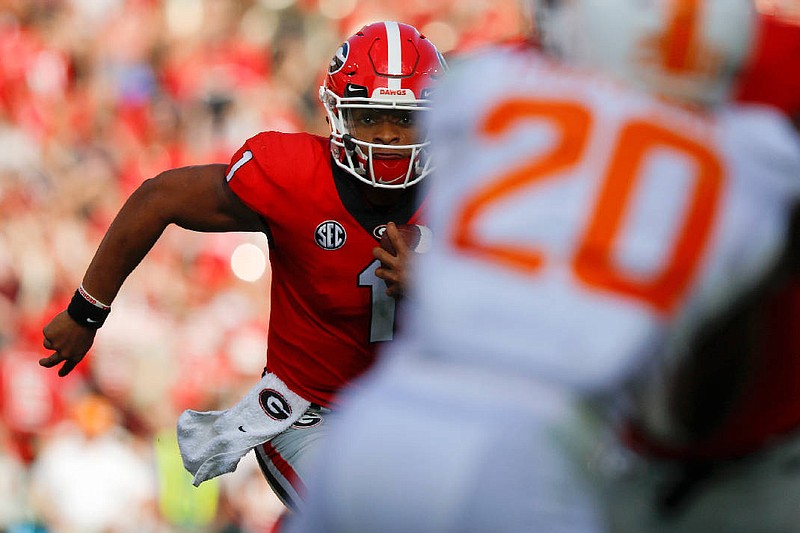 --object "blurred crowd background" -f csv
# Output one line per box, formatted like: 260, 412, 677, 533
1, 0, 798, 532
0, 0, 524, 531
